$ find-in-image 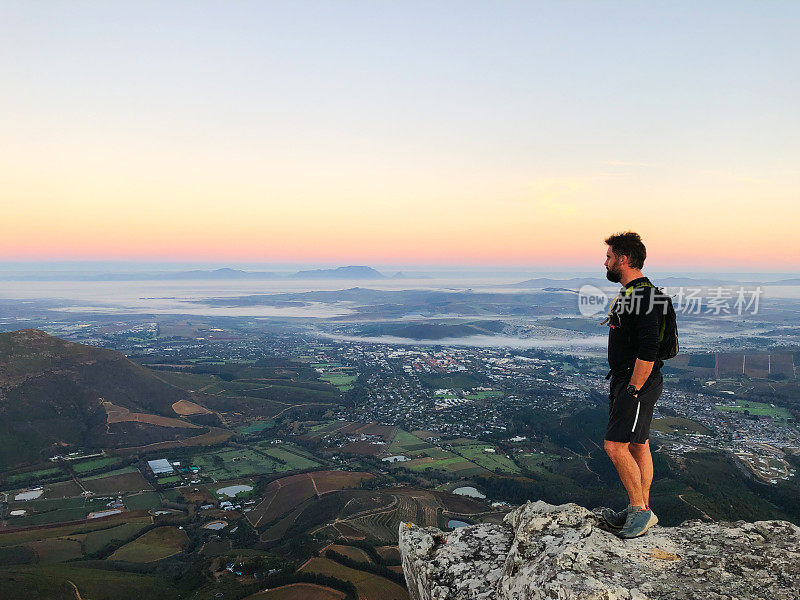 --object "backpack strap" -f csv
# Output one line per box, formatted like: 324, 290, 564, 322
599, 281, 655, 325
